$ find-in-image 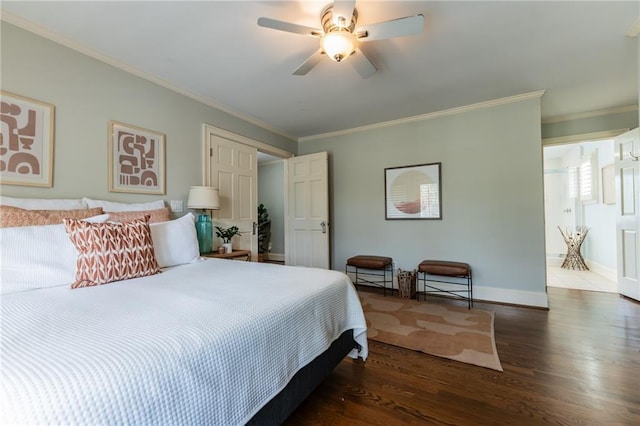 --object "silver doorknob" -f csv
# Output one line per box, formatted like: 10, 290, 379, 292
320, 221, 328, 234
